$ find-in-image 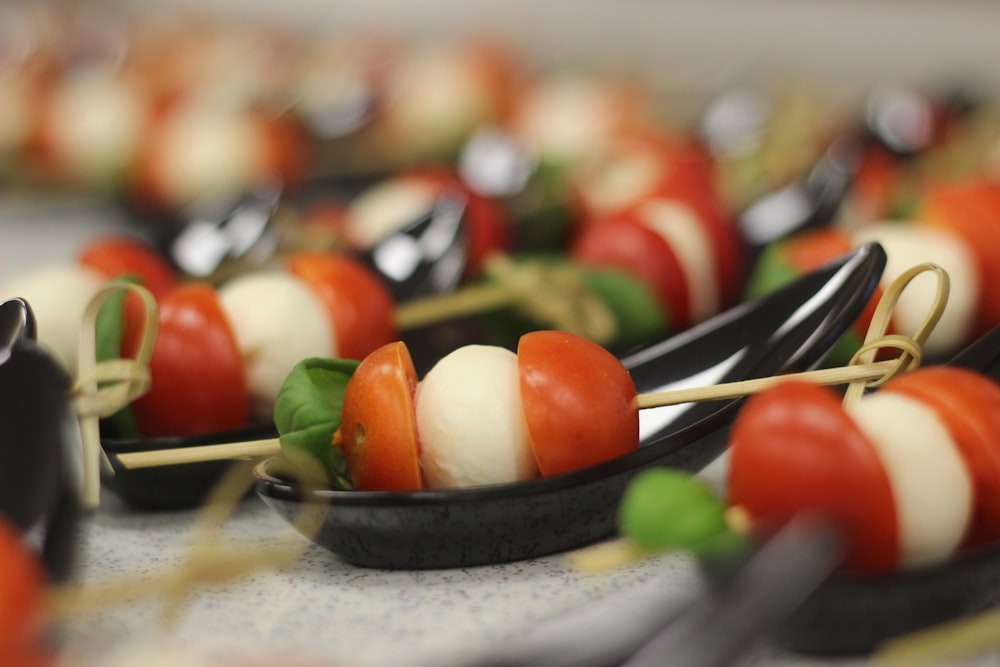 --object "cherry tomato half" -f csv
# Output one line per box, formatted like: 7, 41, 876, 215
727, 381, 899, 572
570, 213, 690, 329
285, 252, 399, 361
125, 283, 249, 437
517, 330, 638, 476
335, 341, 424, 491
78, 236, 178, 298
